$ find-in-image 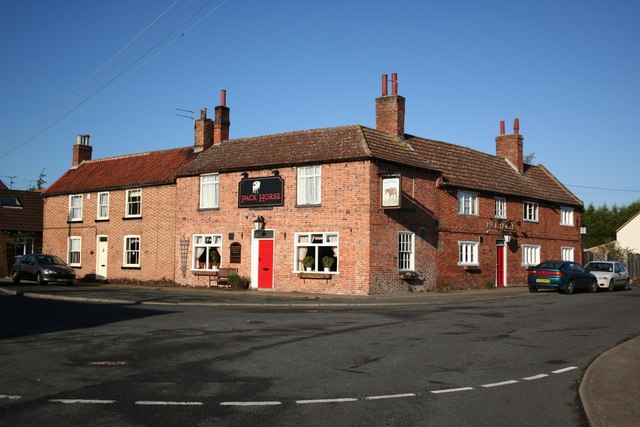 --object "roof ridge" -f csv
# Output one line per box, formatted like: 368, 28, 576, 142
84, 146, 192, 164
221, 124, 362, 144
